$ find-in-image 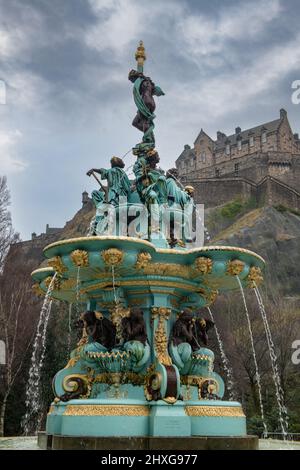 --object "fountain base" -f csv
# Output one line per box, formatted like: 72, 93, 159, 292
41, 398, 256, 449
38, 432, 258, 450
